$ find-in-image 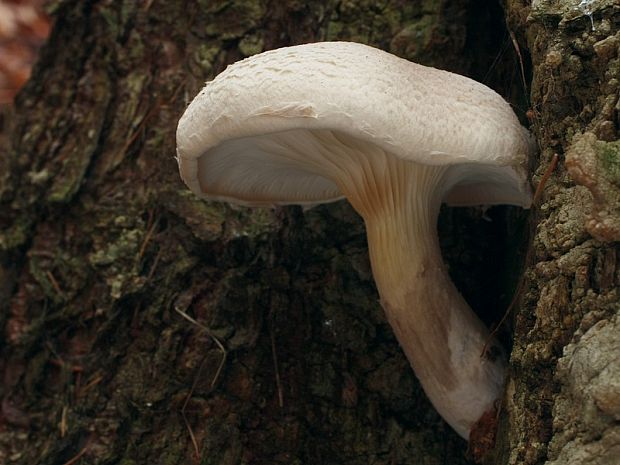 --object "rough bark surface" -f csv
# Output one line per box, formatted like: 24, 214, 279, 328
1, 1, 615, 465
500, 1, 620, 465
